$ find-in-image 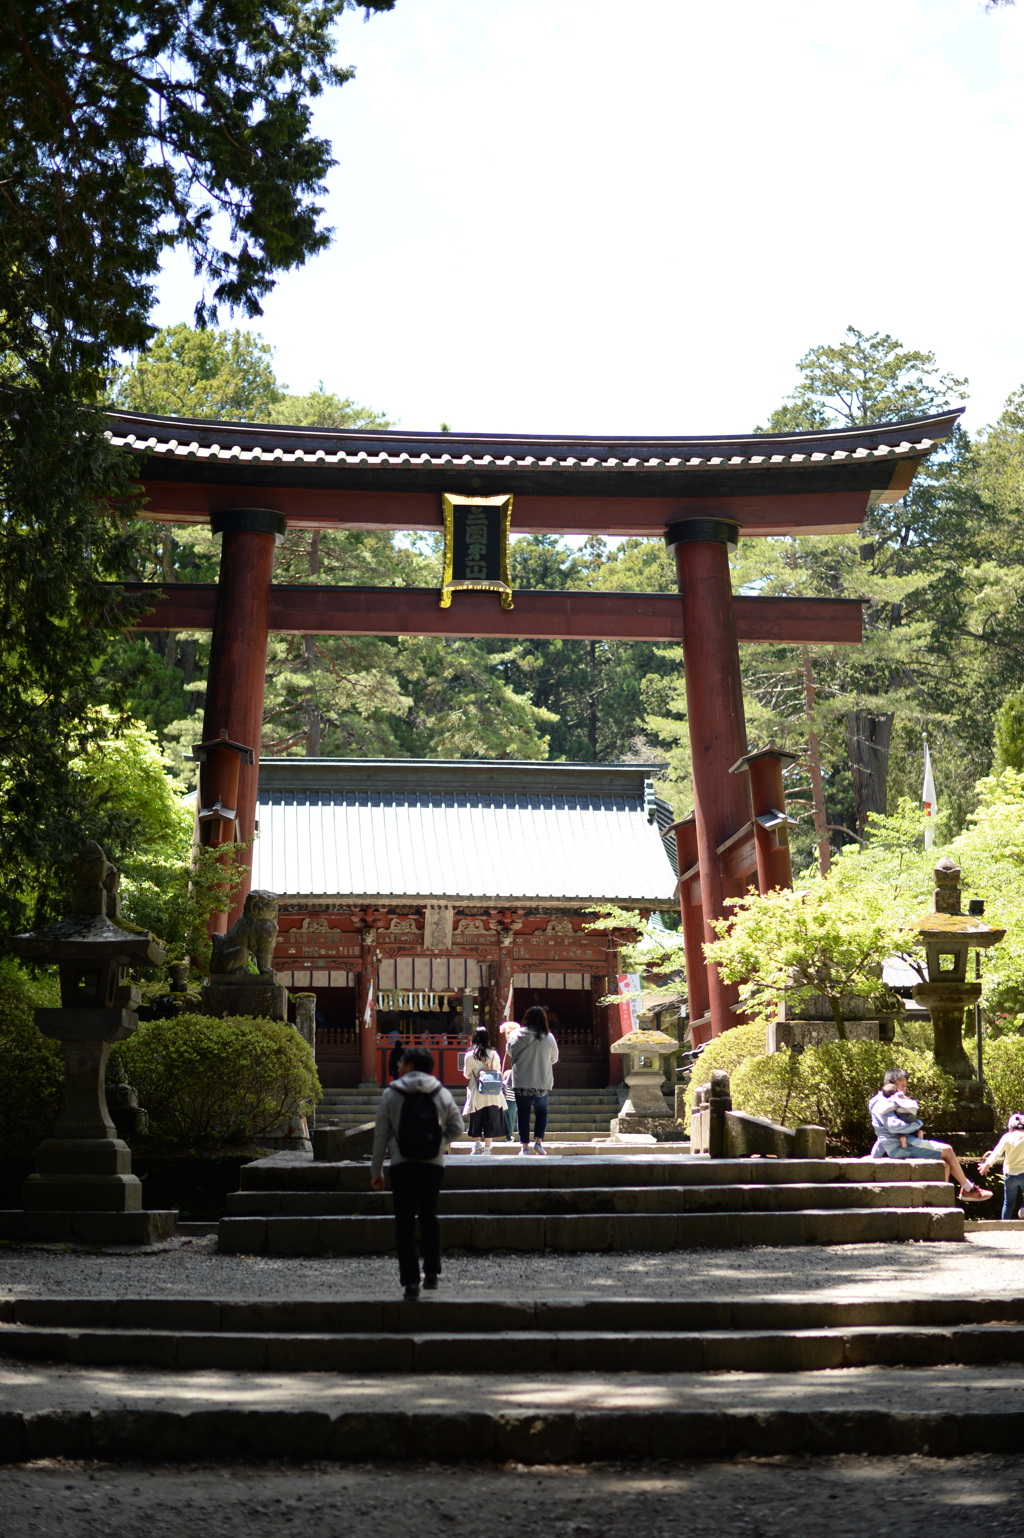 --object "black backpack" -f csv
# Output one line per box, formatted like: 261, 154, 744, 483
395, 1082, 445, 1161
